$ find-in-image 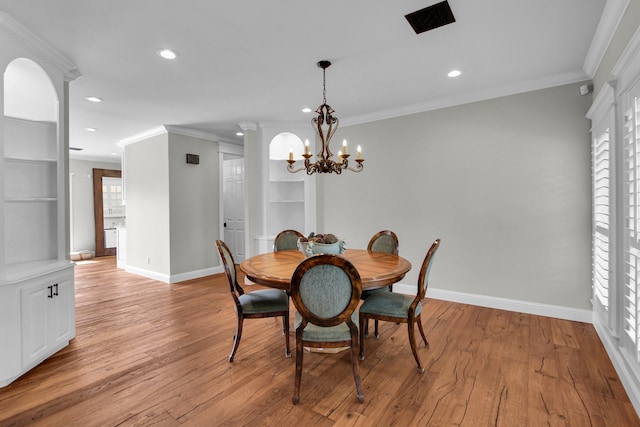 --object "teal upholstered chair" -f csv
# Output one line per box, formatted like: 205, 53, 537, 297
362, 230, 400, 335
290, 254, 364, 404
273, 229, 304, 252
216, 240, 290, 362
359, 238, 441, 373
